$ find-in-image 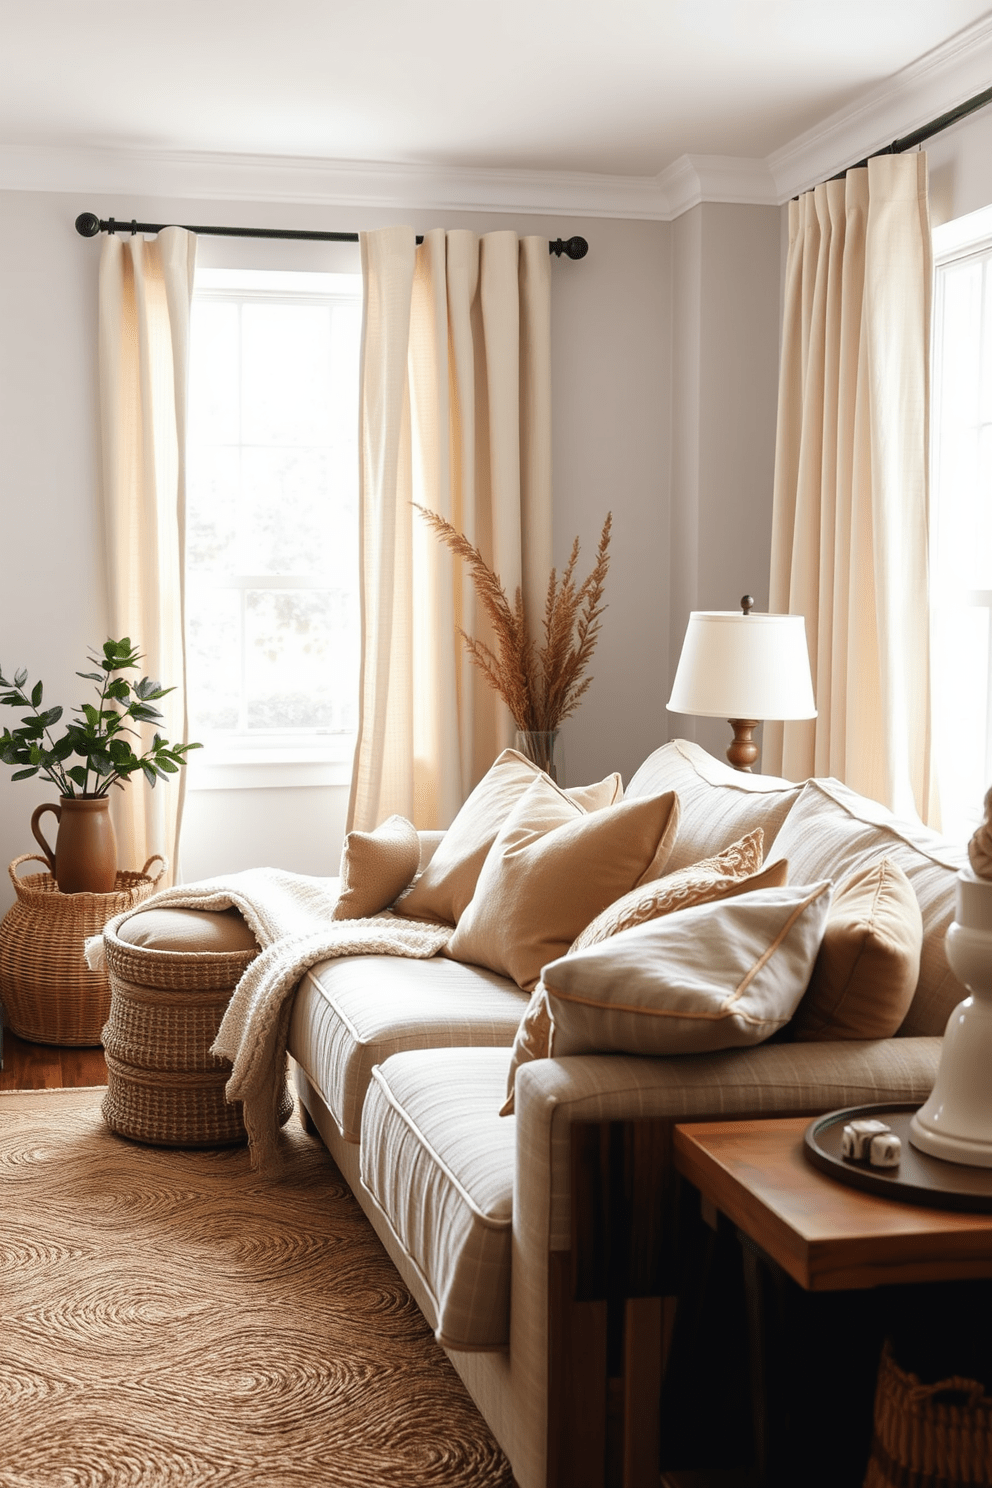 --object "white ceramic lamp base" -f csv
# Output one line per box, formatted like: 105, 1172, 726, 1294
909, 871, 992, 1168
